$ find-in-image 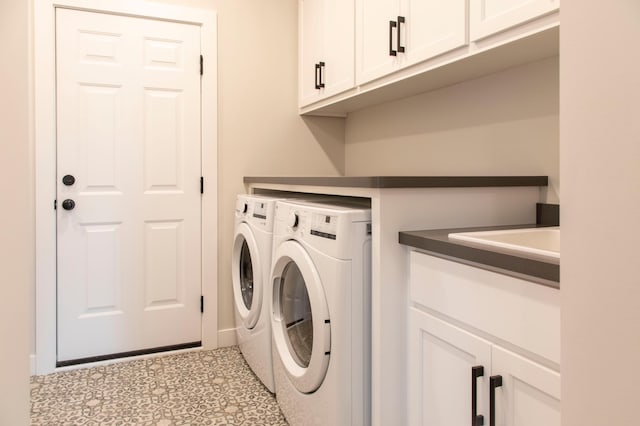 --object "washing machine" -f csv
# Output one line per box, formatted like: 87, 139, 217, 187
270, 199, 372, 426
232, 194, 284, 393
